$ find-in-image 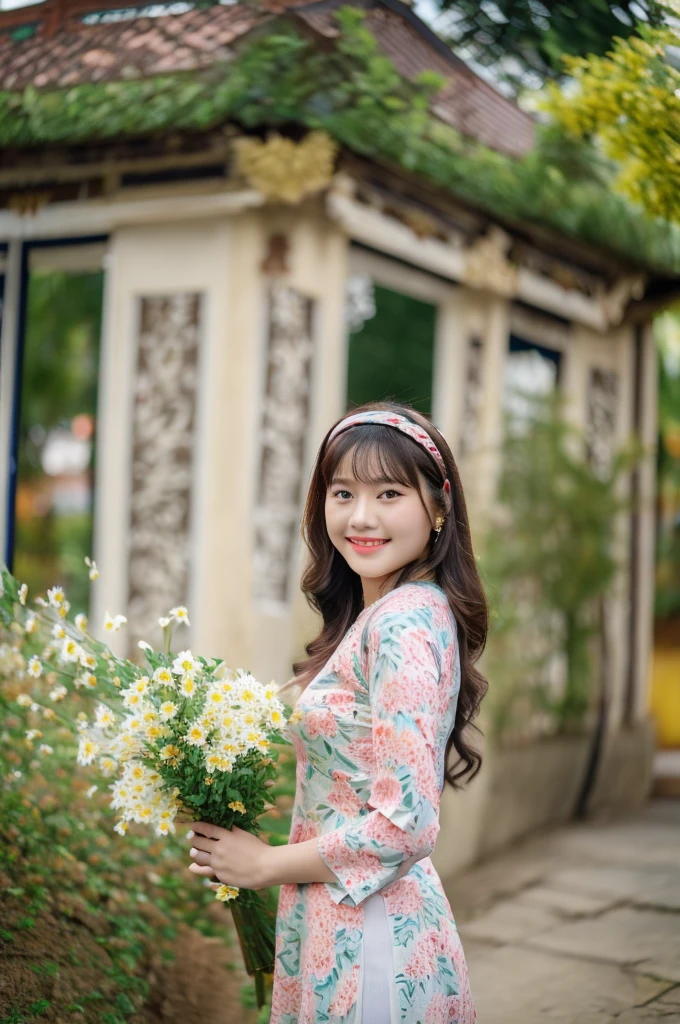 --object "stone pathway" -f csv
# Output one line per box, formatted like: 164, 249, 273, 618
446, 800, 680, 1023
